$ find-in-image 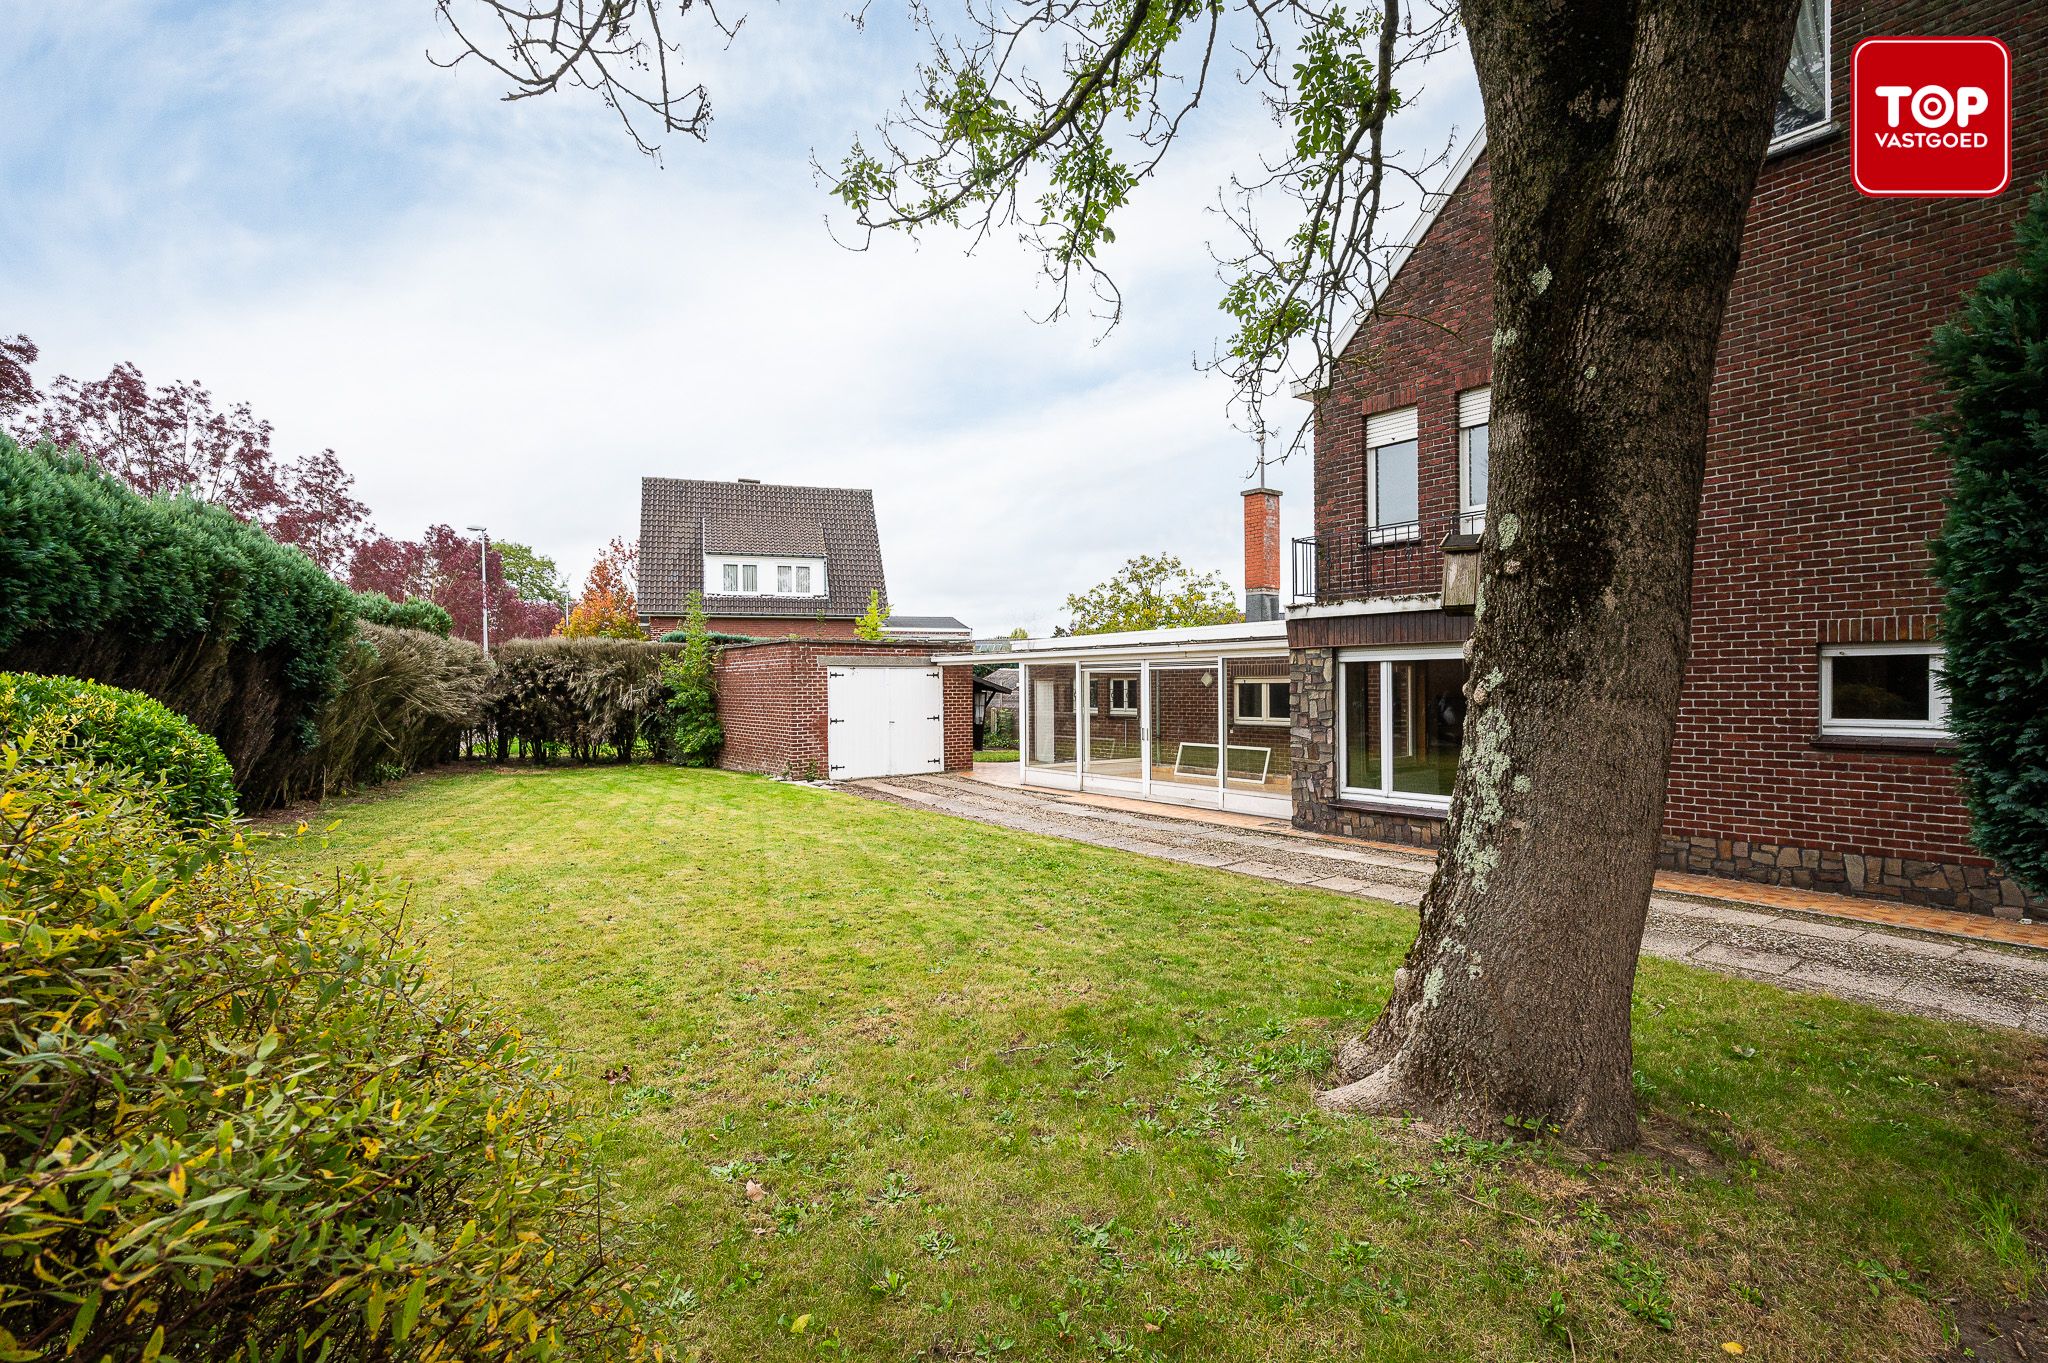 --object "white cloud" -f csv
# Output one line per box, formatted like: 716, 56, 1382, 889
3, 0, 1475, 635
